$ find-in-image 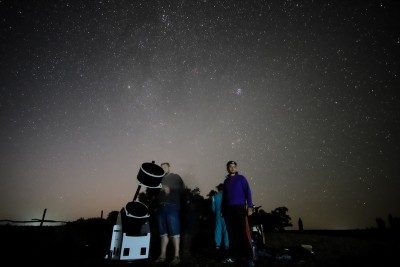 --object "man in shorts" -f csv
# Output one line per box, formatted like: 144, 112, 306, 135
154, 162, 185, 266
